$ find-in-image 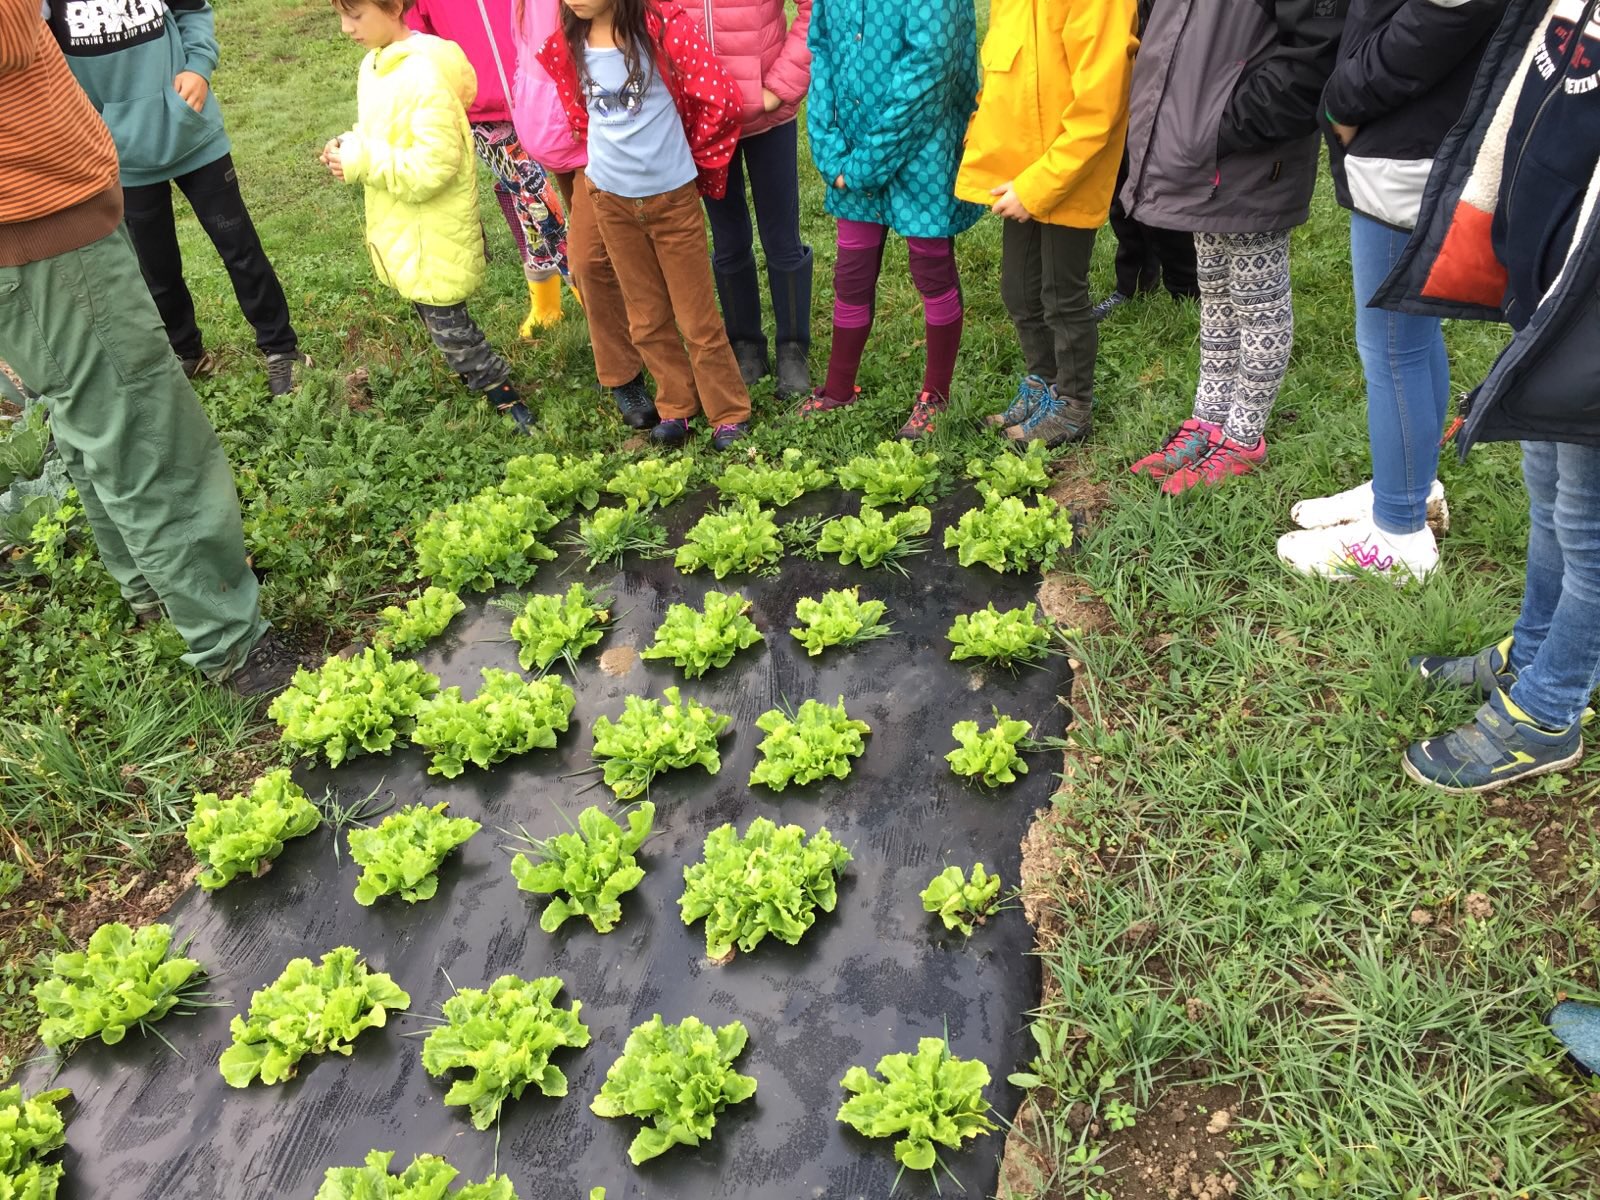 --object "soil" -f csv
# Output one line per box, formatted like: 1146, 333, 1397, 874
1096, 1081, 1246, 1200
597, 644, 637, 676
